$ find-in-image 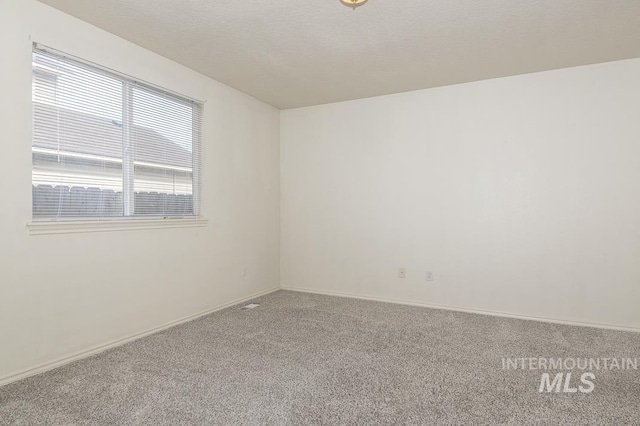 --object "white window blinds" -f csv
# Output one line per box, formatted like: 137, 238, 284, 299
32, 44, 202, 220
